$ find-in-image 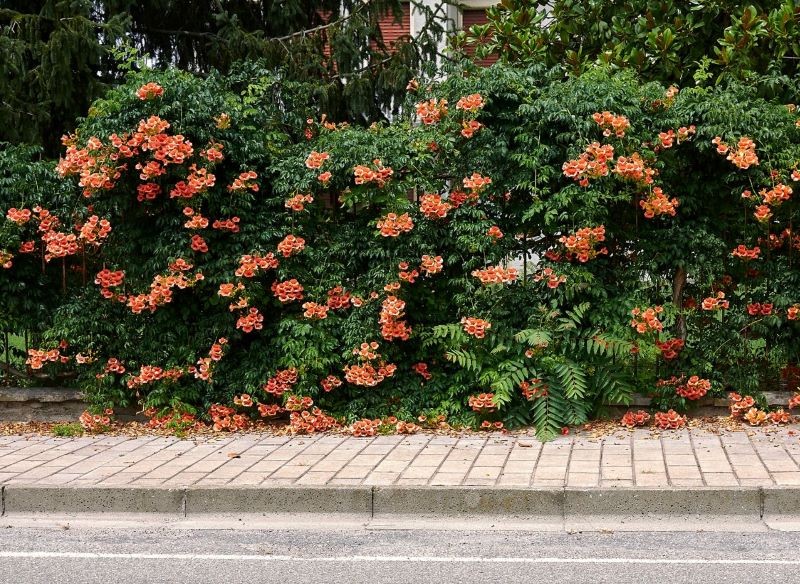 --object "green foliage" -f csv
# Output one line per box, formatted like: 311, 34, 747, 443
459, 0, 800, 99
51, 422, 83, 436
1, 0, 446, 153
3, 59, 800, 439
